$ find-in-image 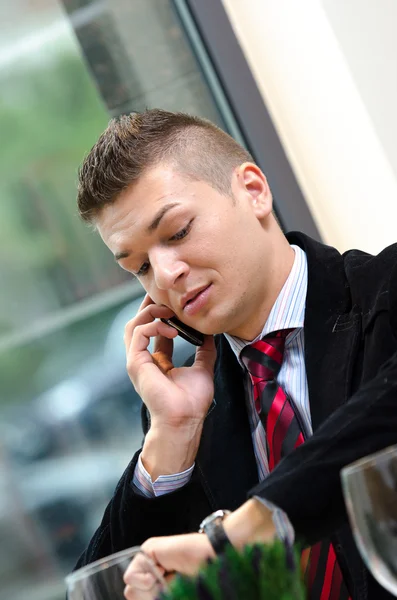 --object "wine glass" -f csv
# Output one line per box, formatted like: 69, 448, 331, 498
341, 444, 397, 596
65, 546, 168, 600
